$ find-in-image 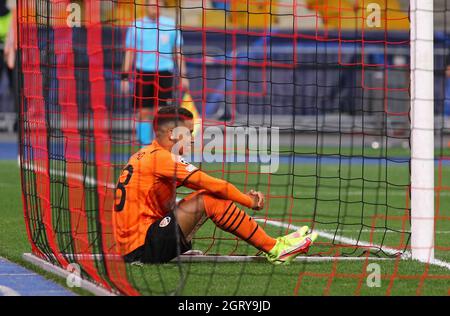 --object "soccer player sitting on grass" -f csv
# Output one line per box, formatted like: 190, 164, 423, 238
113, 106, 317, 265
